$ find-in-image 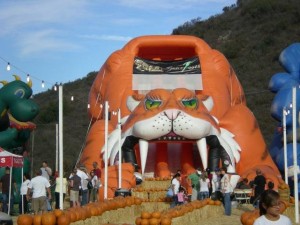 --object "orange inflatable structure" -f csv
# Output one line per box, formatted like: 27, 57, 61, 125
79, 35, 282, 199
